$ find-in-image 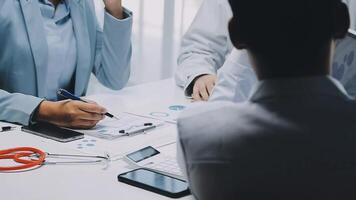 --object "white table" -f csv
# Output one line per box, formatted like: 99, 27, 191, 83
0, 79, 194, 200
